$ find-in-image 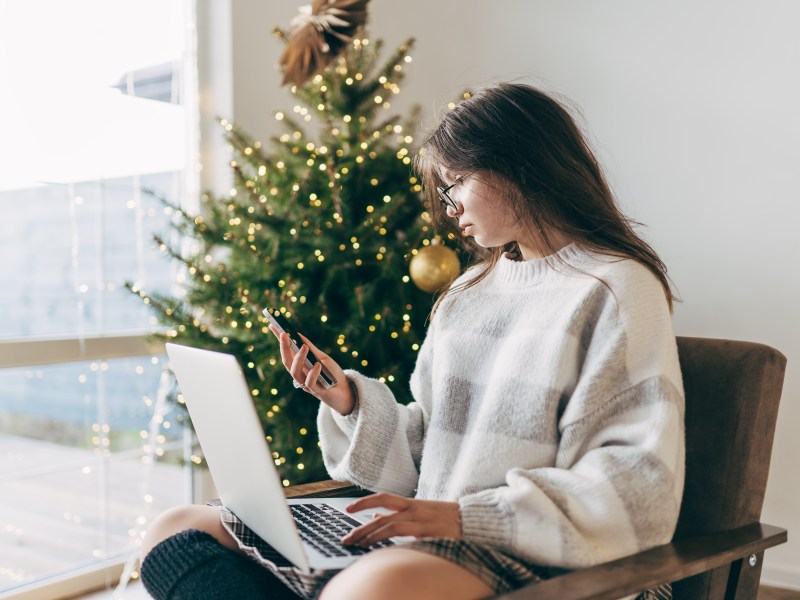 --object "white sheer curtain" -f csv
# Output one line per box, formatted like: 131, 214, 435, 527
0, 1, 198, 596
